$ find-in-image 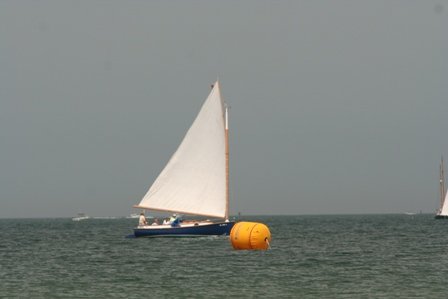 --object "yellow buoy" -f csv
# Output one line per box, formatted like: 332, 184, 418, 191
230, 222, 271, 250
